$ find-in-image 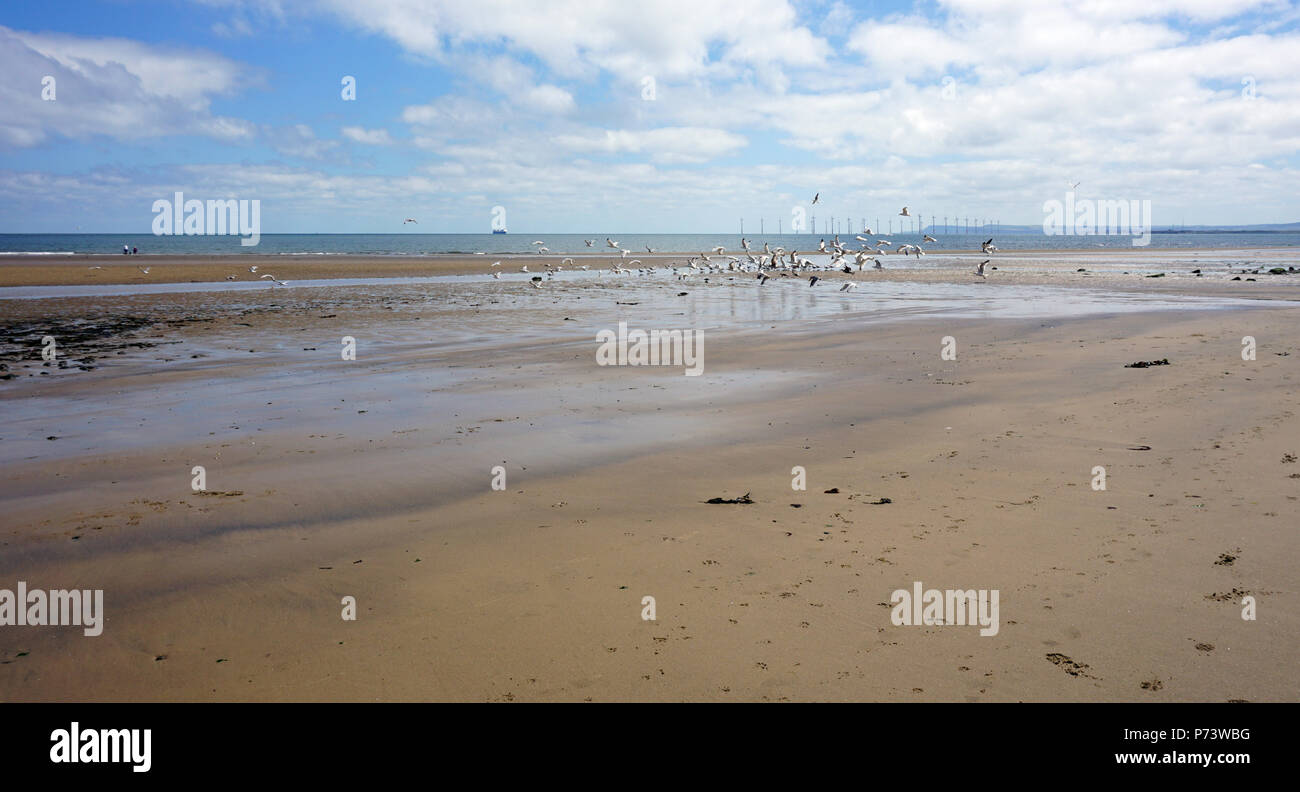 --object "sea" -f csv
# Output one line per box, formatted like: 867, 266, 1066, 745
3, 232, 1300, 256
